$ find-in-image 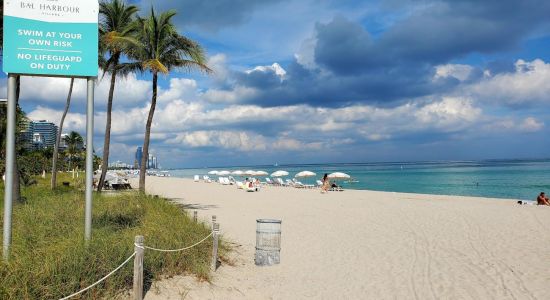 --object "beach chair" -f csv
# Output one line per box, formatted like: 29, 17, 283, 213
276, 178, 287, 186
330, 184, 344, 191
265, 178, 275, 185
286, 179, 295, 187
194, 175, 199, 182
236, 181, 244, 189
292, 178, 305, 188
203, 175, 212, 183
316, 180, 323, 188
